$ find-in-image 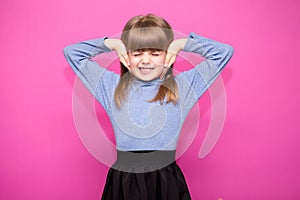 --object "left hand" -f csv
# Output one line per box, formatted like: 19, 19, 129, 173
160, 38, 188, 80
